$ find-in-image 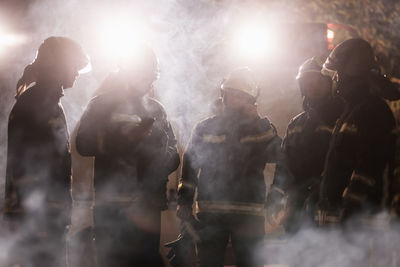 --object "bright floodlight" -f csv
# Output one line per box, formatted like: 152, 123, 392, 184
233, 22, 276, 60
99, 17, 147, 64
0, 26, 25, 54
